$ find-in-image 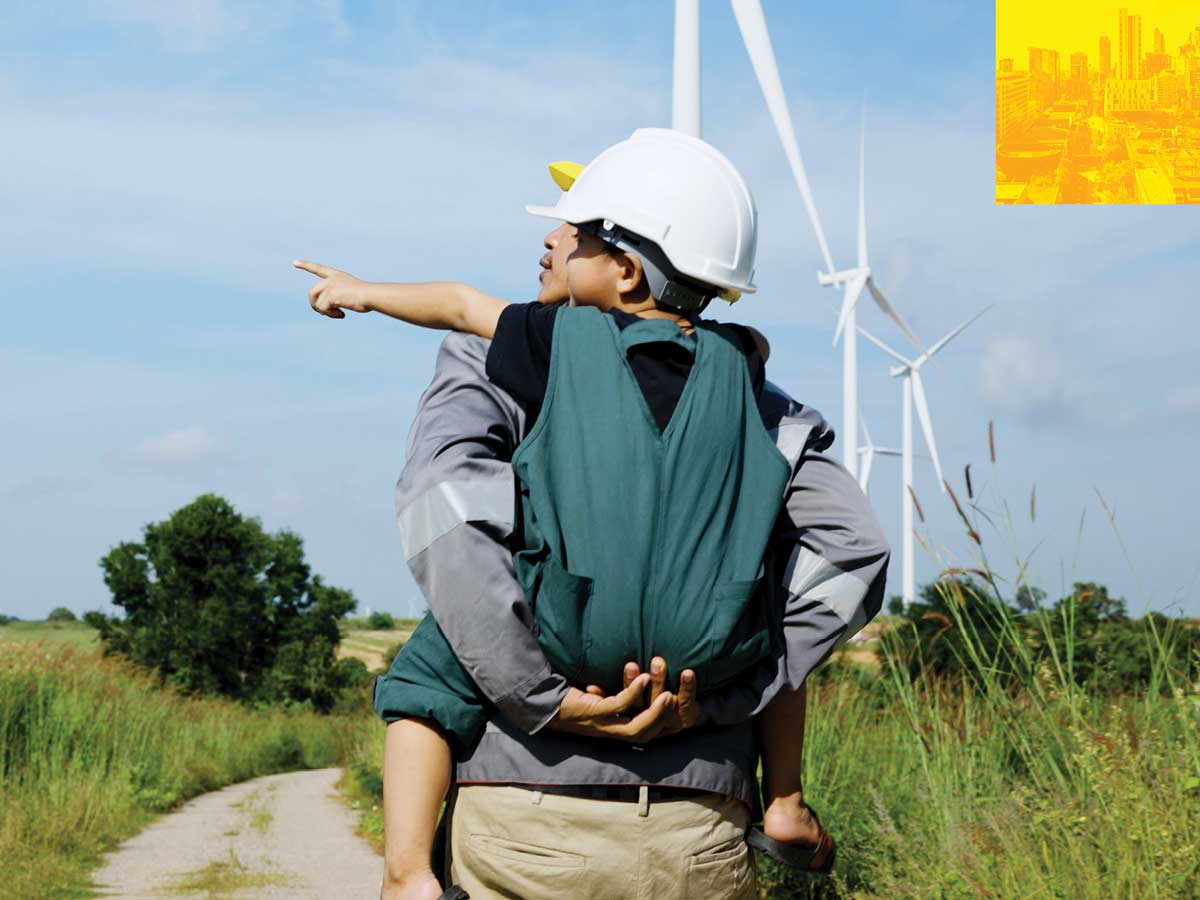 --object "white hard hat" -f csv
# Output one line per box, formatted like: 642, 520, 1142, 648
527, 128, 758, 297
